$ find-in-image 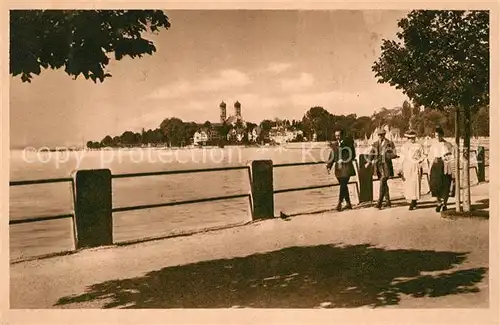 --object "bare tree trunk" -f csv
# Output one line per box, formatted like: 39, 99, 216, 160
455, 107, 462, 212
463, 107, 472, 212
